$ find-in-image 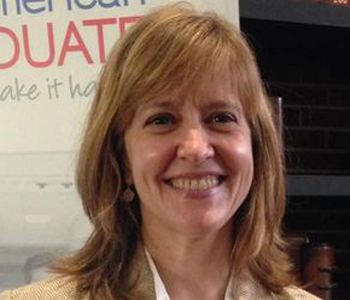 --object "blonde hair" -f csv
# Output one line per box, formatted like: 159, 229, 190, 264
54, 3, 294, 298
